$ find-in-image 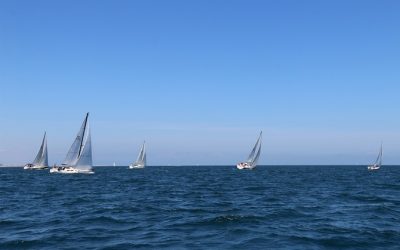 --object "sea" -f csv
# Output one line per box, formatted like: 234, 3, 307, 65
1, 165, 400, 249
